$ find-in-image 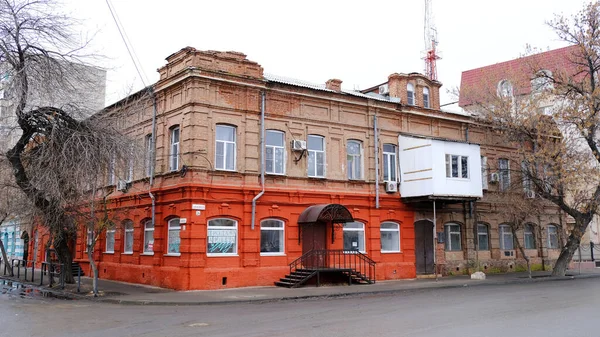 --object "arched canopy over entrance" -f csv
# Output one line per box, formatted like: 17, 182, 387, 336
297, 204, 354, 225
